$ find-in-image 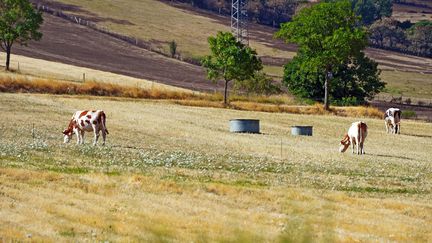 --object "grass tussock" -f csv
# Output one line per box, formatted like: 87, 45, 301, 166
337, 106, 384, 119
0, 76, 383, 119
